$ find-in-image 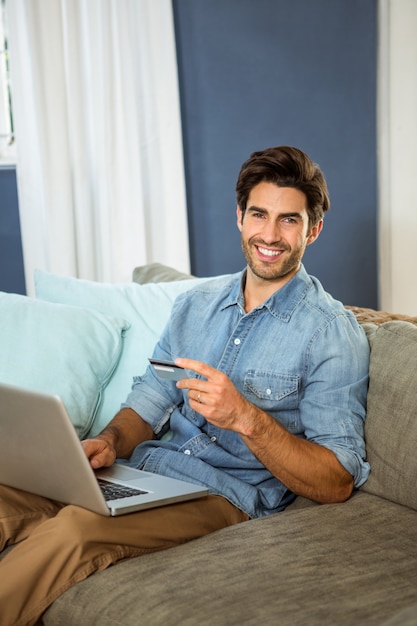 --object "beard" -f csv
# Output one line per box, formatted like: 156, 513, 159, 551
241, 237, 304, 282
